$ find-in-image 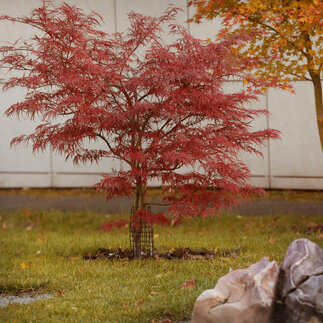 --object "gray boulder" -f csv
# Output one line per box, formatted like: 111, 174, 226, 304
274, 238, 323, 323
192, 257, 279, 323
278, 238, 323, 299
286, 275, 323, 323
